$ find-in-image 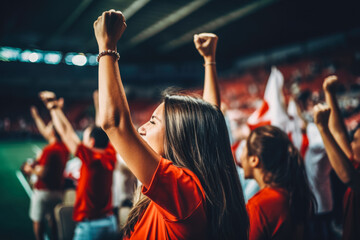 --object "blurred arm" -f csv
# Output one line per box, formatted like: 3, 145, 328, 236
50, 107, 80, 155
30, 106, 52, 141
323, 75, 353, 158
314, 104, 360, 191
